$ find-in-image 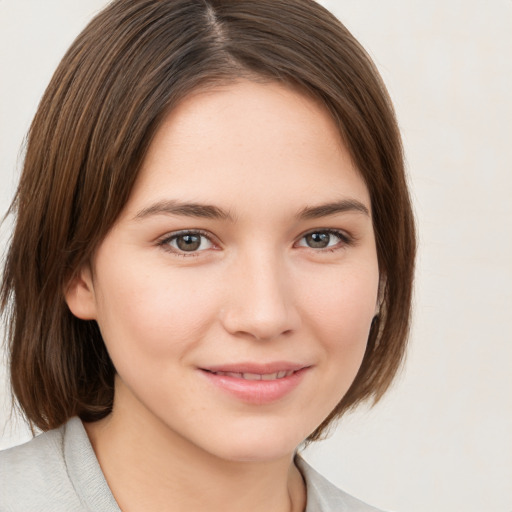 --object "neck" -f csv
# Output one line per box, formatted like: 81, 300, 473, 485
84, 387, 306, 512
